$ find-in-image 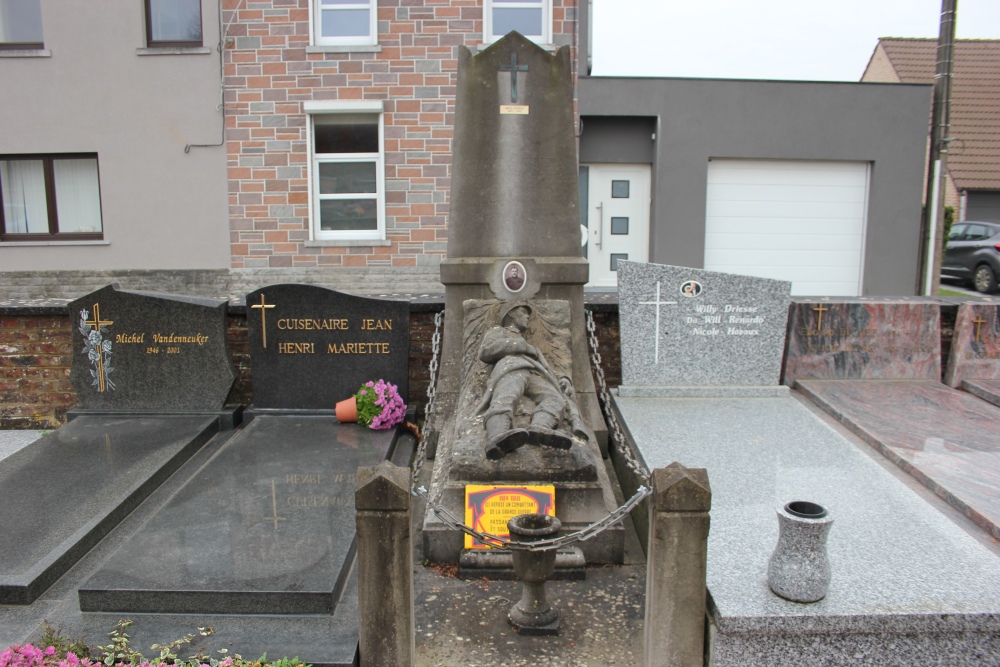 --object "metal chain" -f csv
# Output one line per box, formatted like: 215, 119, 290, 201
586, 309, 650, 487
411, 310, 443, 496
408, 307, 652, 552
